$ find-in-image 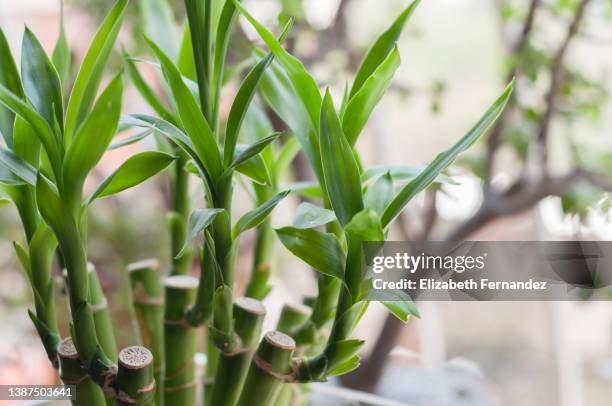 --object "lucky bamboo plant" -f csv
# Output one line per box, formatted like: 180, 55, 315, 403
0, 0, 515, 405
125, 0, 294, 404
228, 0, 513, 402
0, 1, 172, 404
